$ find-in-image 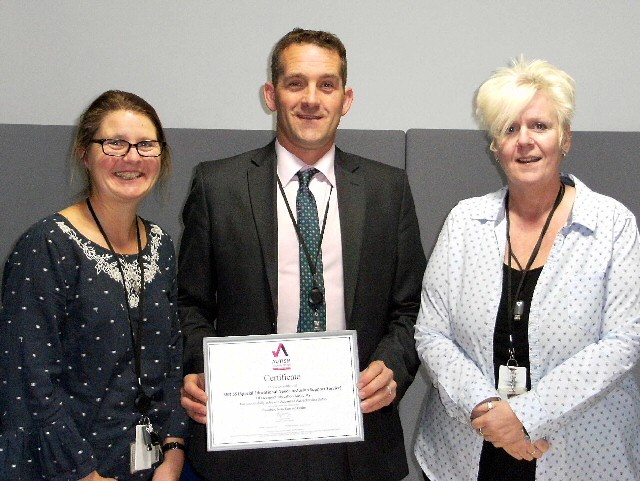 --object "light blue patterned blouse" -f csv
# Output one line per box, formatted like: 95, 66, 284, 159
415, 175, 640, 481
